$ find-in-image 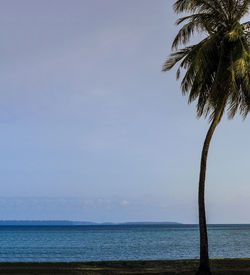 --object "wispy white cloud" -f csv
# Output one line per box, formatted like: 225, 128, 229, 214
120, 200, 129, 206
